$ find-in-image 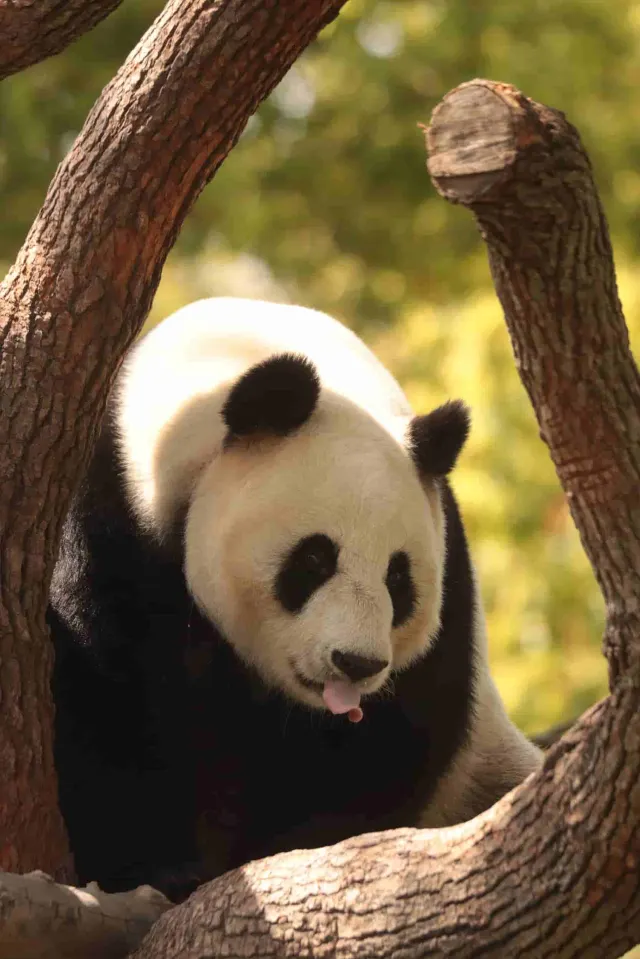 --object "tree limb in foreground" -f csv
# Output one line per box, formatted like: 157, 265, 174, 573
0, 0, 125, 80
128, 81, 640, 959
0, 0, 348, 881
